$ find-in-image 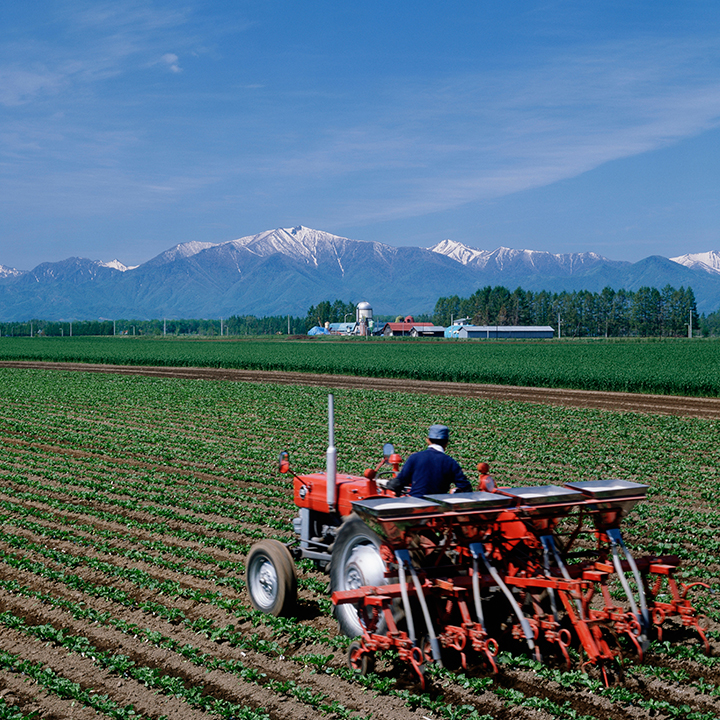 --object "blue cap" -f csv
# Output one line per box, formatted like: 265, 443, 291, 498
428, 424, 449, 441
